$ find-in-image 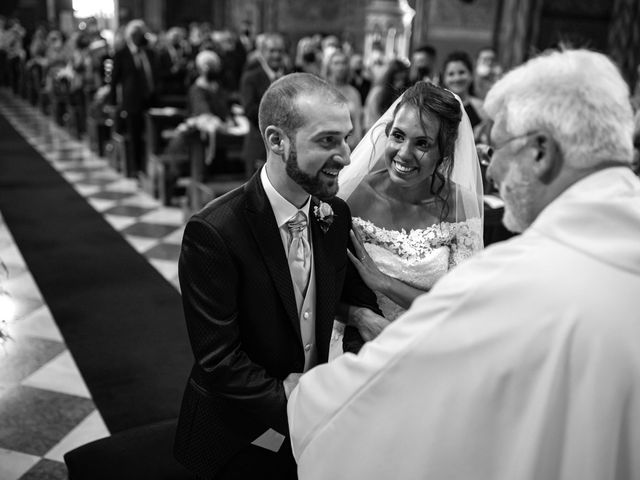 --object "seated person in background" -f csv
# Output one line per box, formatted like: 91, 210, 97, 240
186, 49, 248, 153
188, 49, 232, 120
163, 50, 247, 199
